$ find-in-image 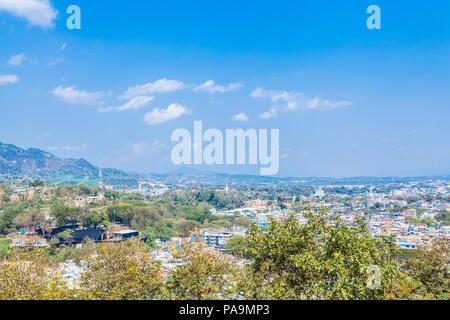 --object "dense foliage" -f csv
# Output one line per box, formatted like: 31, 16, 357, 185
242, 209, 400, 299
0, 213, 447, 300
0, 182, 448, 300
